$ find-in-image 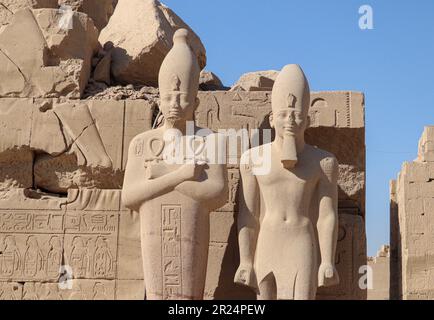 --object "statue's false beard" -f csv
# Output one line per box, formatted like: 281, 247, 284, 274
281, 135, 298, 169
164, 117, 181, 128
